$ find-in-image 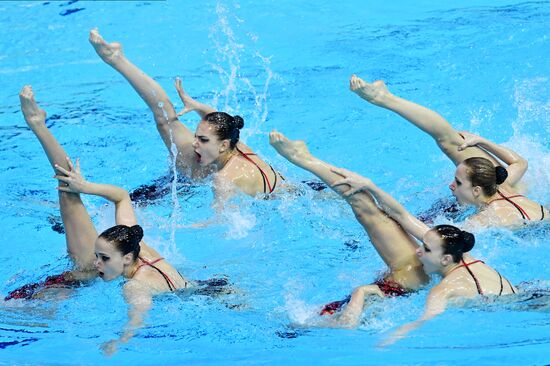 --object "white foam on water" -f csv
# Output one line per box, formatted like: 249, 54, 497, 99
512, 77, 550, 135
222, 208, 256, 239
281, 281, 320, 326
